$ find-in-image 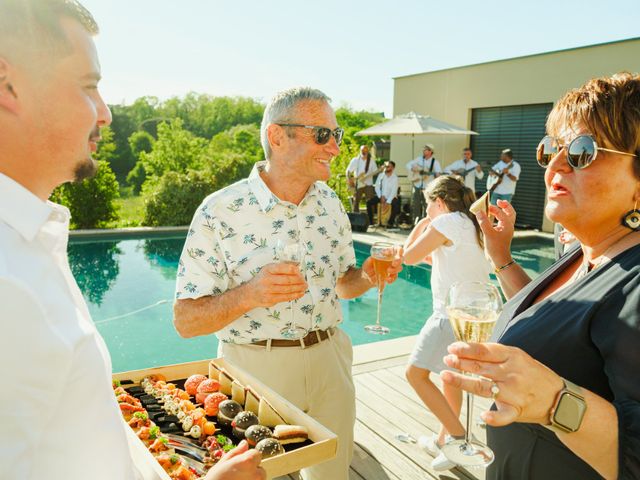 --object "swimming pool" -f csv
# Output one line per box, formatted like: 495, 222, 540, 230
68, 234, 555, 372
